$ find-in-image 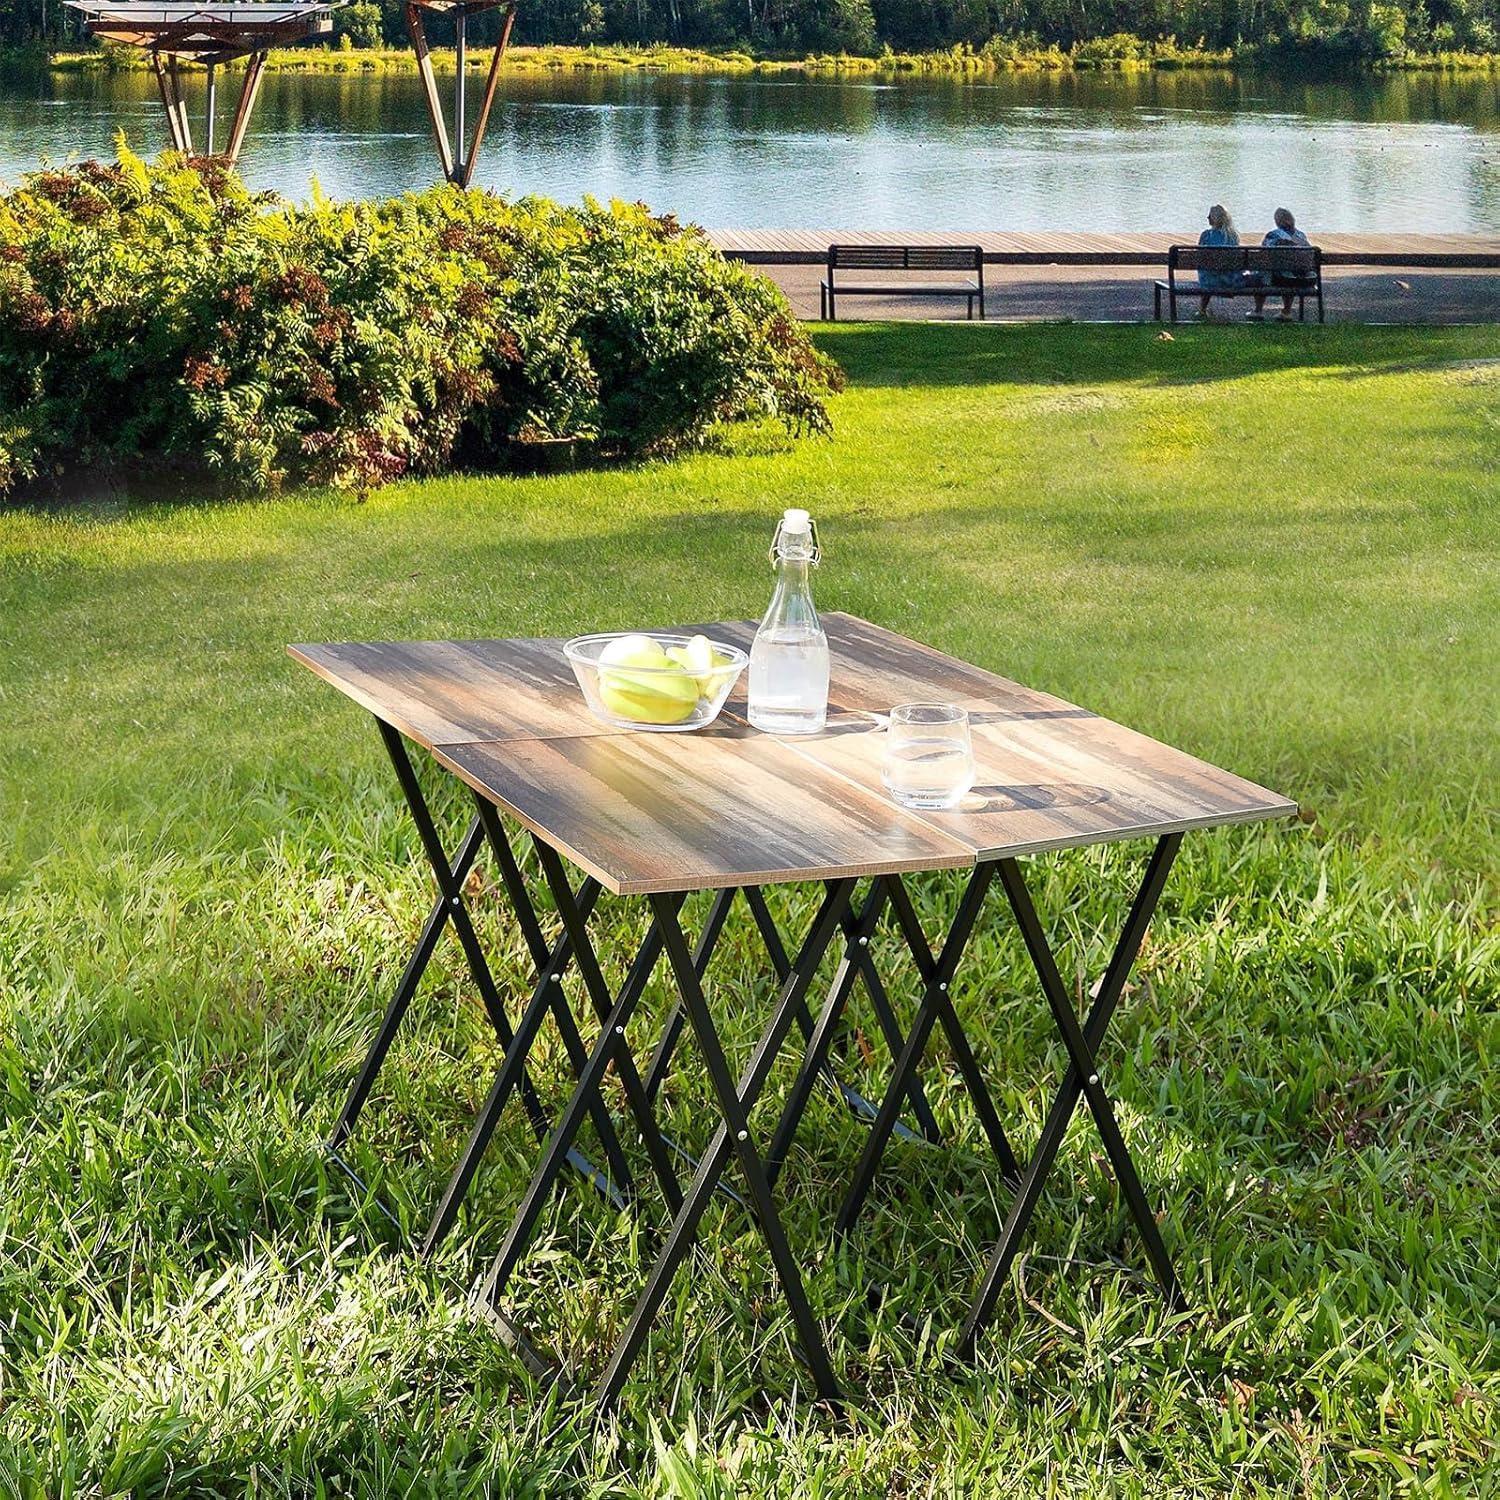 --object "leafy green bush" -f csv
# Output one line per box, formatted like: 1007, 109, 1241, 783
0, 150, 839, 496
1072, 30, 1152, 63
333, 0, 383, 47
